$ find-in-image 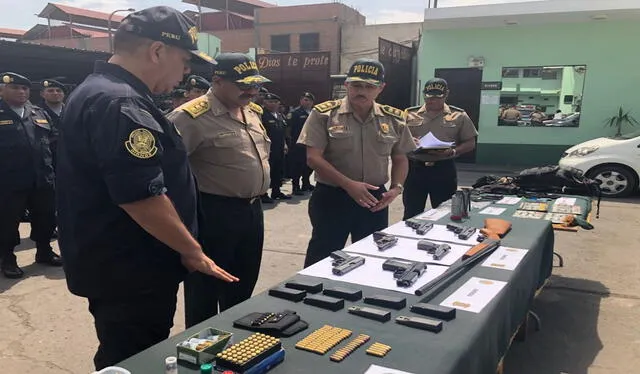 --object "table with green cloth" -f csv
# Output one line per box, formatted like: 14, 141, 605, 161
119, 212, 555, 374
